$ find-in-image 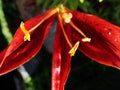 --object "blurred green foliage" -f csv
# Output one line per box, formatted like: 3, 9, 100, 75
0, 0, 21, 50
0, 0, 12, 47
36, 0, 120, 25
1, 0, 120, 90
